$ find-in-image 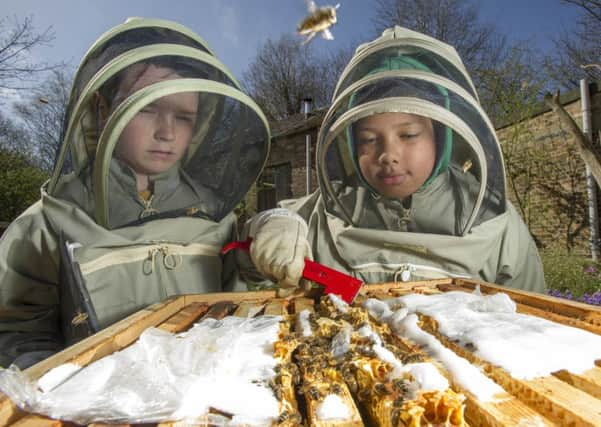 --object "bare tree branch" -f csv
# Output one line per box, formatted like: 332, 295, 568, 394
562, 0, 601, 22
0, 15, 62, 93
242, 34, 353, 120
371, 0, 521, 122
12, 68, 71, 171
547, 1, 601, 89
372, 0, 505, 66
544, 90, 601, 187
